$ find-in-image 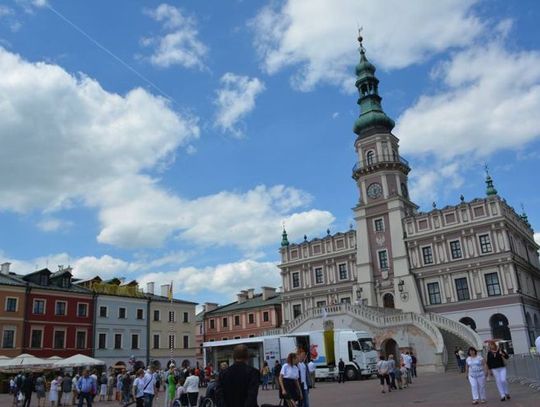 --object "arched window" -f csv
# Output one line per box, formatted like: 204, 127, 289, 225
459, 317, 477, 331
490, 313, 512, 341
366, 150, 375, 166
383, 293, 395, 309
